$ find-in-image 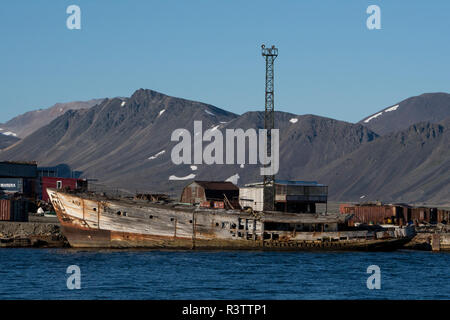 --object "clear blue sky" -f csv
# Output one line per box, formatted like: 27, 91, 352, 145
1, 0, 450, 123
